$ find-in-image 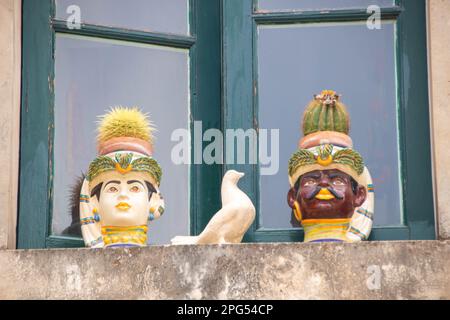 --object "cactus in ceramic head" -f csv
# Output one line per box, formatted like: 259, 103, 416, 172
97, 106, 155, 145
302, 90, 350, 136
